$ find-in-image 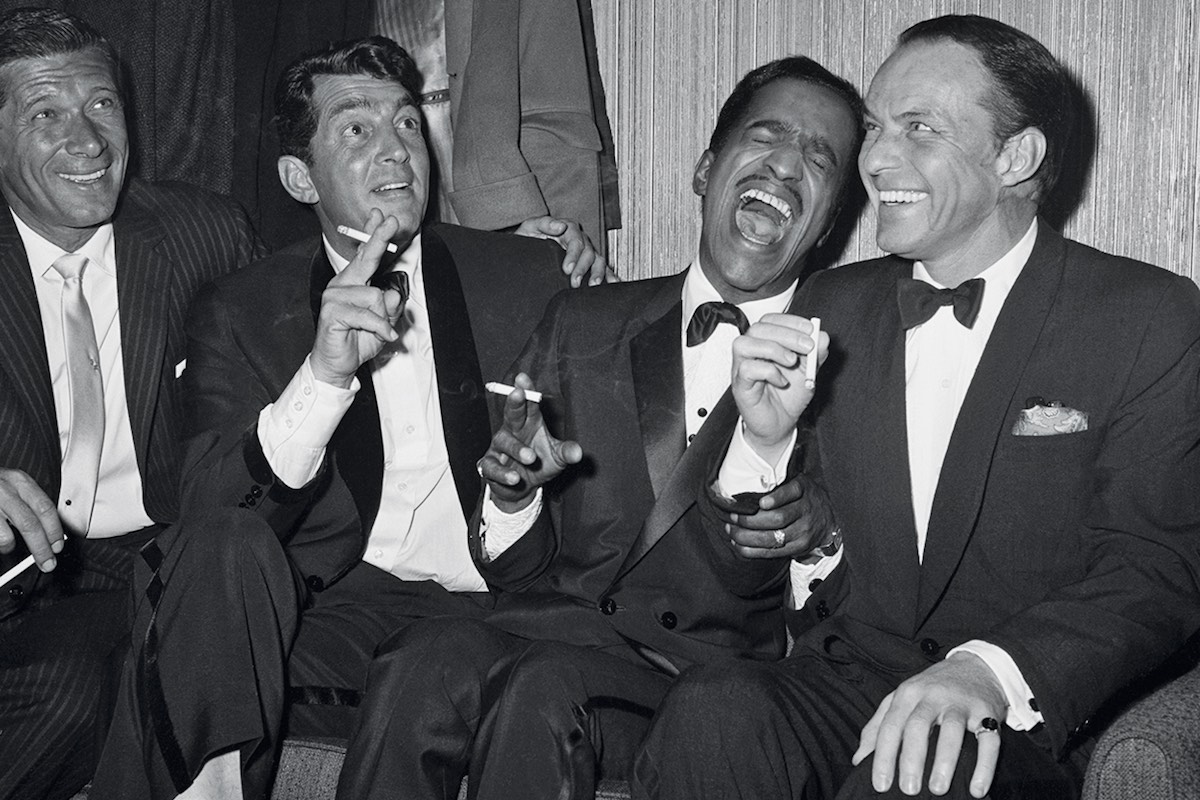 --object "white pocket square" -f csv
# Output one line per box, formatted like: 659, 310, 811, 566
174, 359, 187, 379
1012, 398, 1088, 436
